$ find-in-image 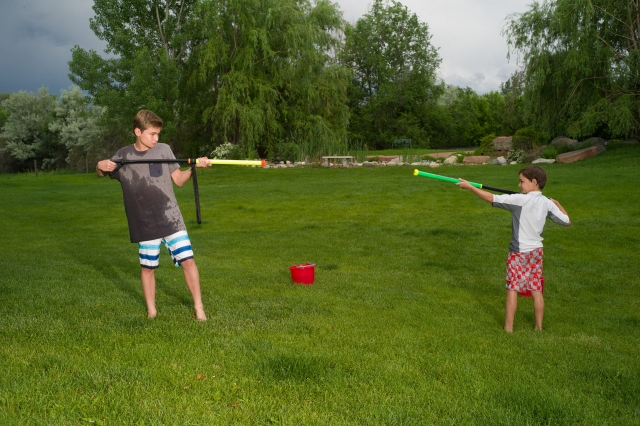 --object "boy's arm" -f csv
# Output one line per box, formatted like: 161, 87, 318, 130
96, 159, 117, 177
456, 179, 495, 203
171, 157, 212, 187
549, 198, 571, 226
